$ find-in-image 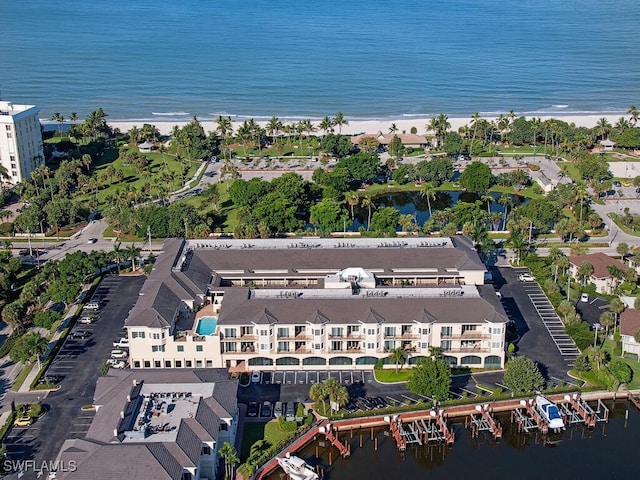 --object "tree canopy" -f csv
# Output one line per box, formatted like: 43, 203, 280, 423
406, 357, 452, 401
459, 161, 492, 193
502, 355, 544, 393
